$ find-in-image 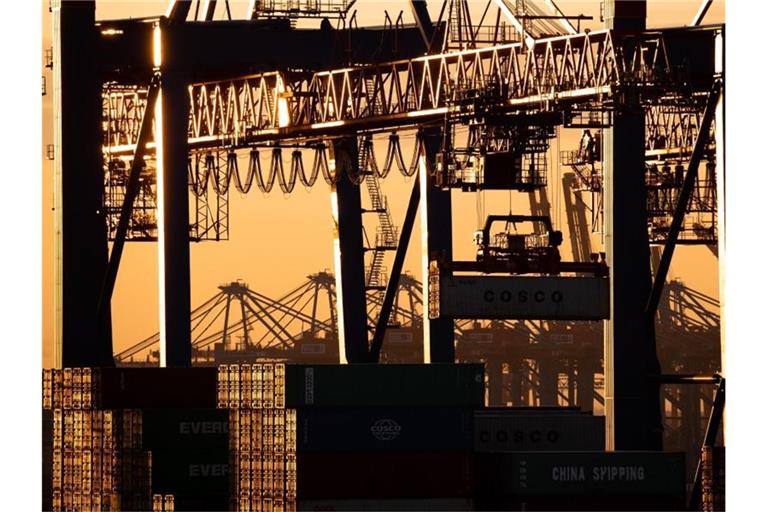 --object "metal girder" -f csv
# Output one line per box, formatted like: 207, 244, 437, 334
690, 0, 714, 27
408, 0, 436, 50
166, 0, 193, 21
369, 175, 421, 362
645, 79, 722, 320
103, 28, 673, 155
96, 19, 429, 84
